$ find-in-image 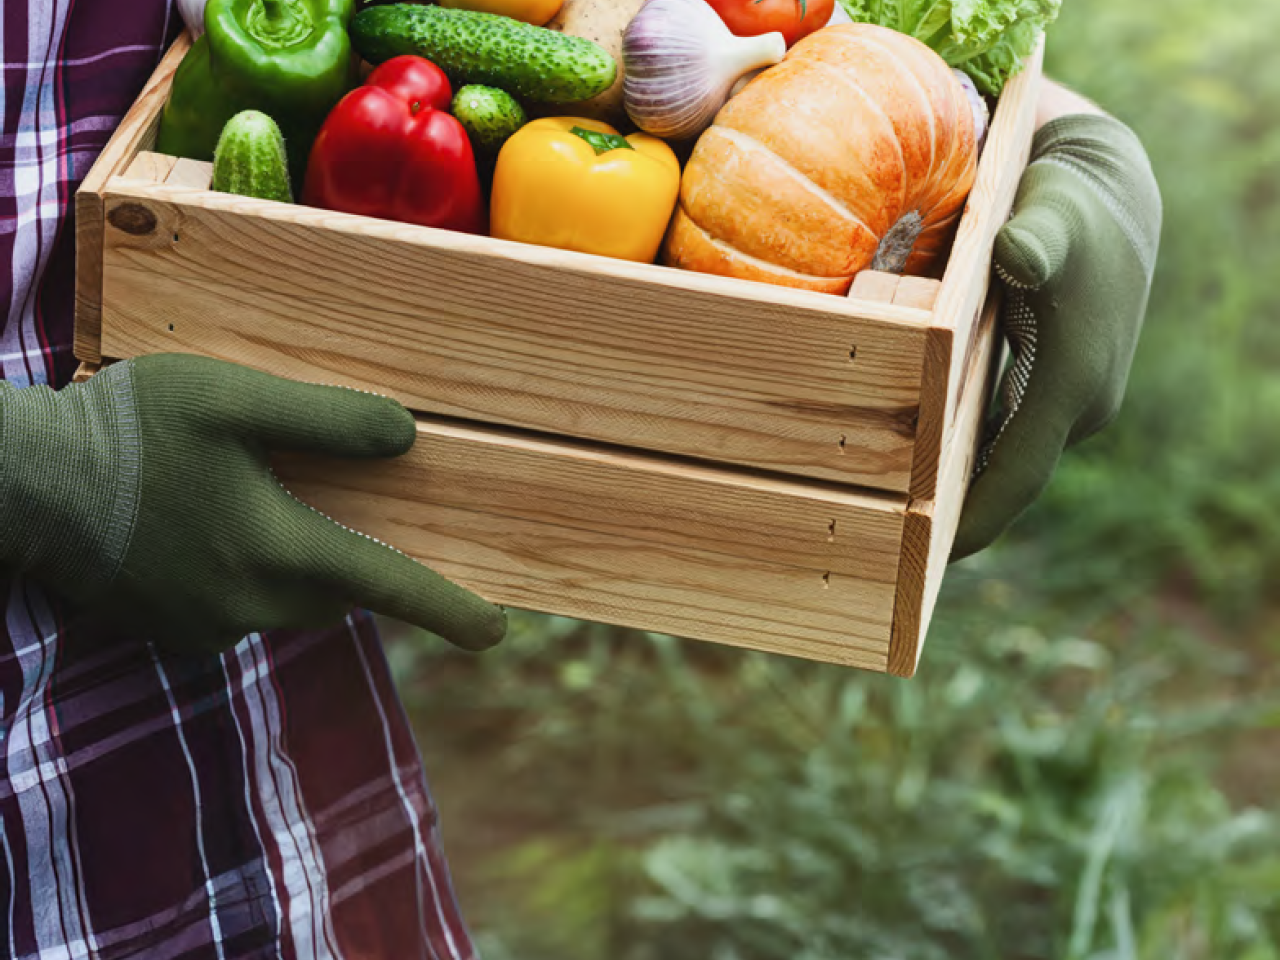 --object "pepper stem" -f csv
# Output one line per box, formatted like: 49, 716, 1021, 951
246, 0, 313, 49
570, 126, 634, 156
